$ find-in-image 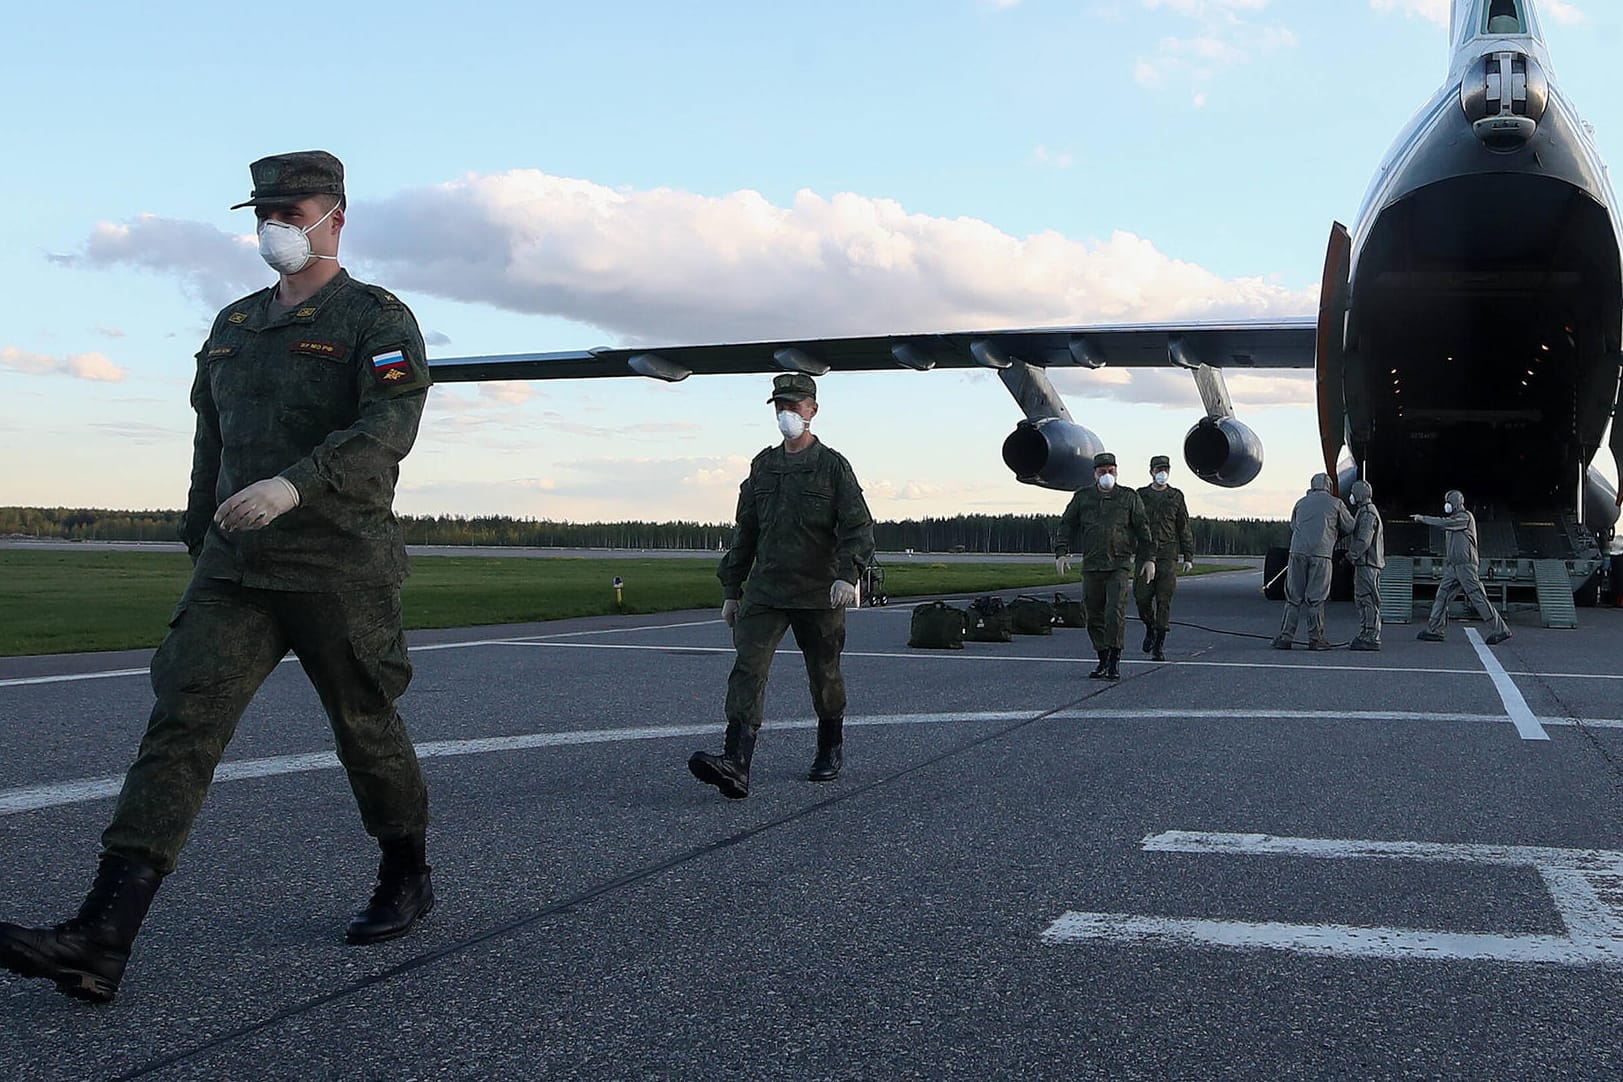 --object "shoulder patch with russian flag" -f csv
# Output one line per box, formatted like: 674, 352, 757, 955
371, 349, 411, 385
